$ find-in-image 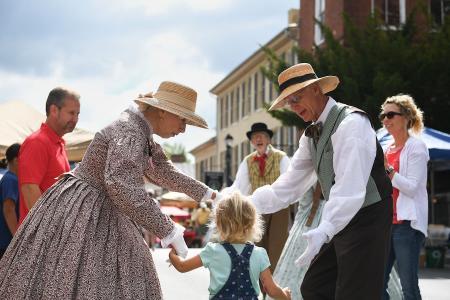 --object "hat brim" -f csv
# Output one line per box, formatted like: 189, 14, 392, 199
246, 129, 273, 140
269, 76, 339, 111
134, 97, 208, 129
